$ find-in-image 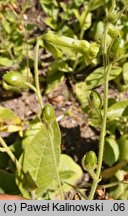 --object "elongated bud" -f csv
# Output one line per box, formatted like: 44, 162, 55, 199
89, 90, 102, 109
107, 10, 118, 23
111, 38, 125, 55
3, 71, 26, 88
108, 24, 120, 39
41, 104, 55, 123
82, 151, 97, 171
